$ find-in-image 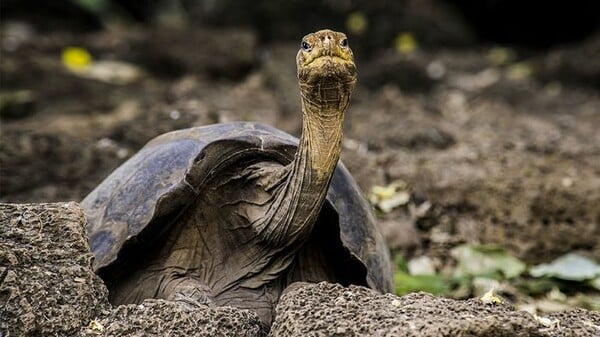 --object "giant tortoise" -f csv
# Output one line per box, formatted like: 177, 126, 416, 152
82, 29, 393, 327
